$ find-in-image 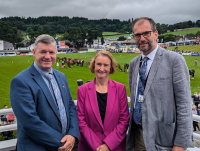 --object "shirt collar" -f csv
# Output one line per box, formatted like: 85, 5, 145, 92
33, 62, 53, 77
142, 44, 158, 61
